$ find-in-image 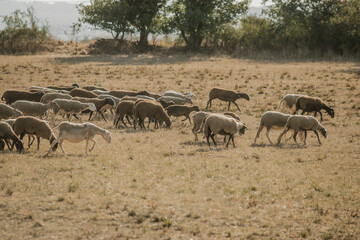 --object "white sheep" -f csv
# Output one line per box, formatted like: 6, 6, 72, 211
277, 115, 327, 146
163, 90, 197, 100
92, 89, 110, 95
11, 100, 60, 120
191, 111, 211, 141
0, 103, 23, 120
254, 111, 303, 145
45, 121, 112, 156
158, 96, 193, 105
202, 114, 246, 148
40, 92, 73, 104
135, 95, 156, 101
278, 94, 306, 112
